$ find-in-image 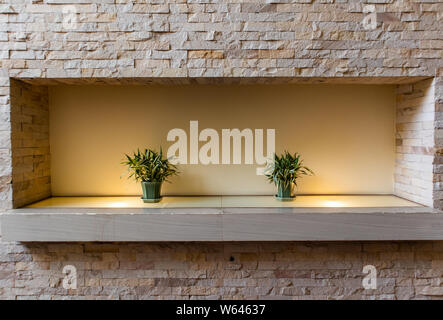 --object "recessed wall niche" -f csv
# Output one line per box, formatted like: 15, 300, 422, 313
10, 77, 436, 208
